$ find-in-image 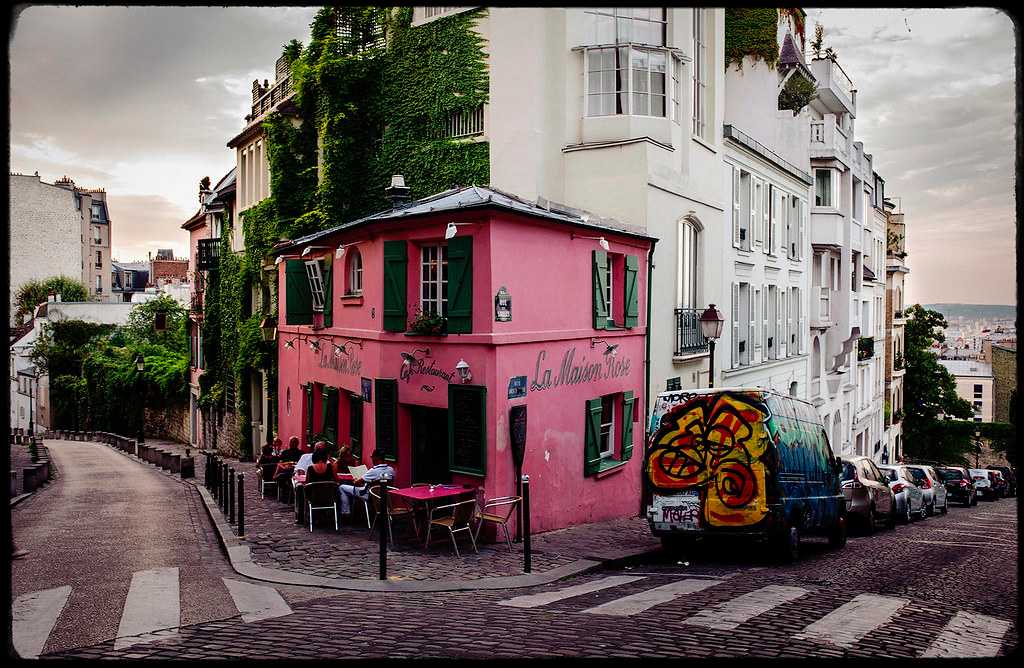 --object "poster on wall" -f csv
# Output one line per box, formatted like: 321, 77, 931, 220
361, 377, 372, 403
